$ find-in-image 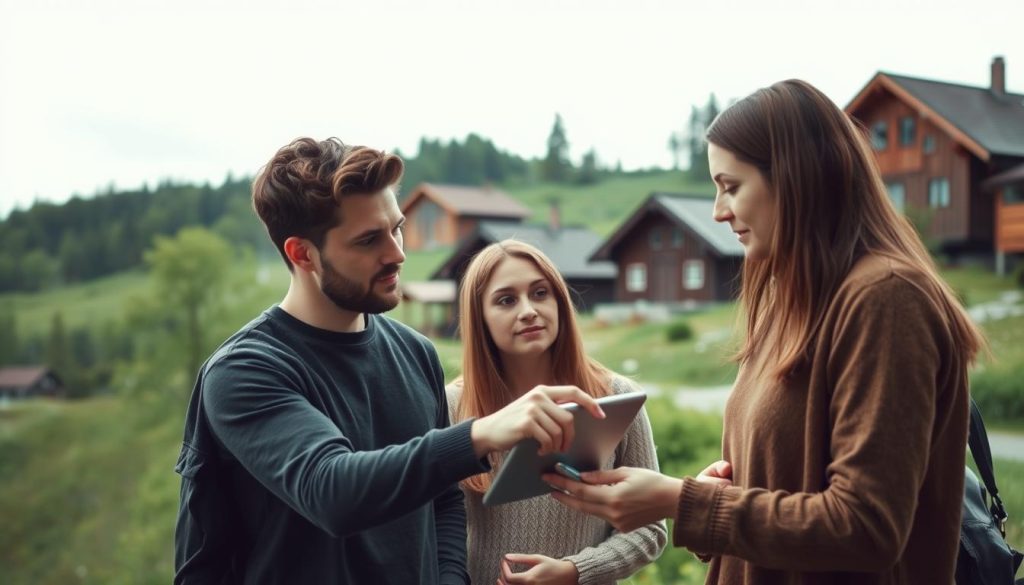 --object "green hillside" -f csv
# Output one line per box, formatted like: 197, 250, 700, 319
504, 172, 714, 236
